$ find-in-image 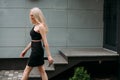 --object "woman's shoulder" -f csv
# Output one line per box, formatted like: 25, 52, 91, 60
38, 23, 46, 31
